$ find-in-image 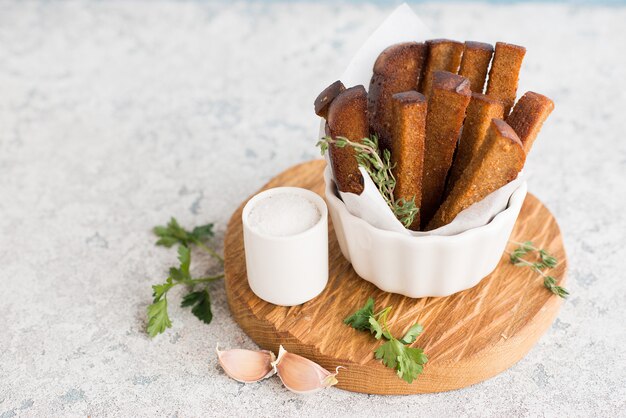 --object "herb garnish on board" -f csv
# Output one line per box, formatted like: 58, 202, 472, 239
508, 240, 569, 298
344, 297, 428, 383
